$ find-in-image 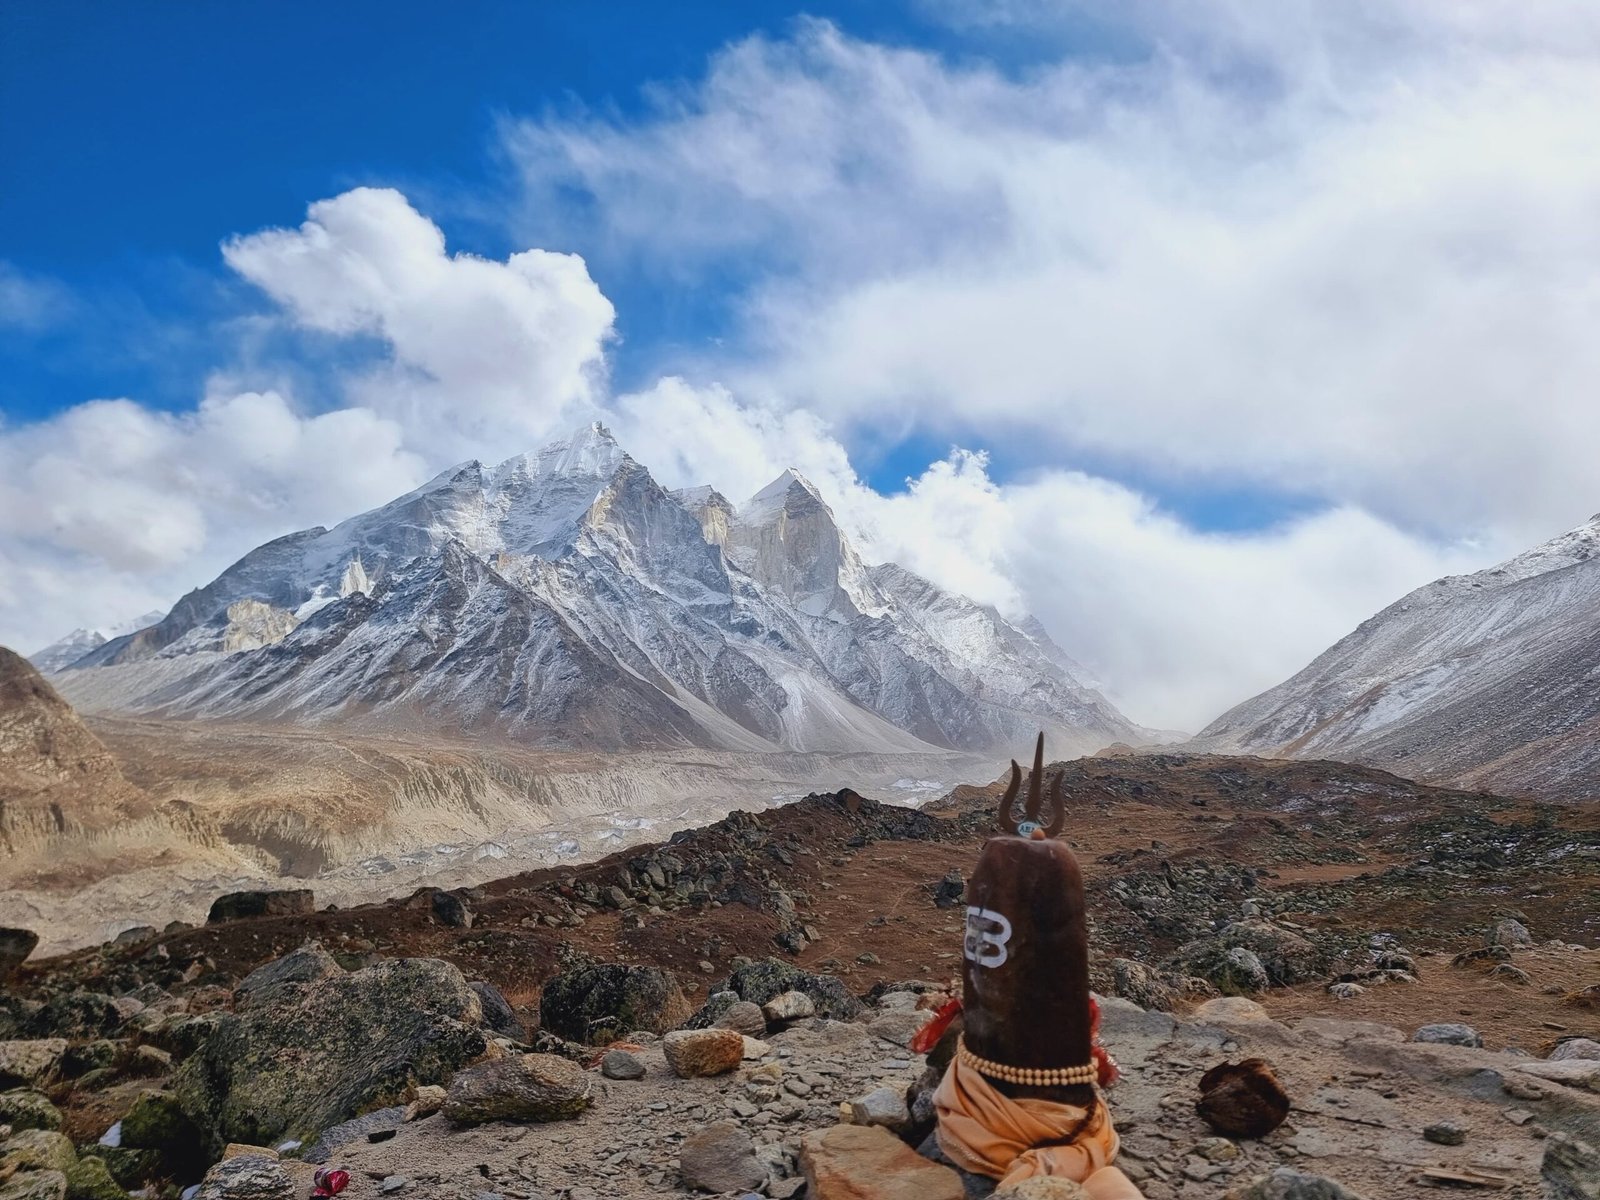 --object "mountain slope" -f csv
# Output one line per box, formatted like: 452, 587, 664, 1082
53, 425, 1148, 755
1191, 514, 1600, 798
